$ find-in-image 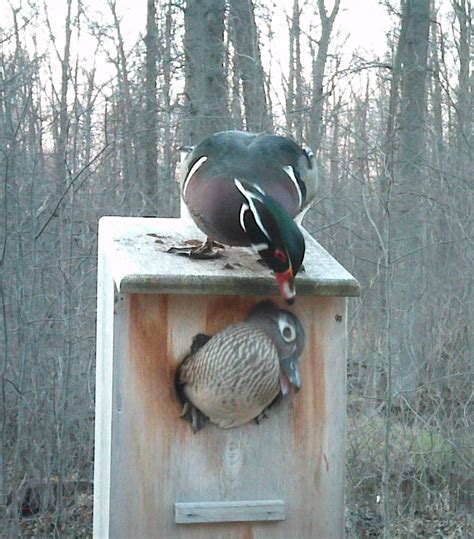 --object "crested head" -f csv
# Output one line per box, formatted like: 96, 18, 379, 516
235, 178, 305, 302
